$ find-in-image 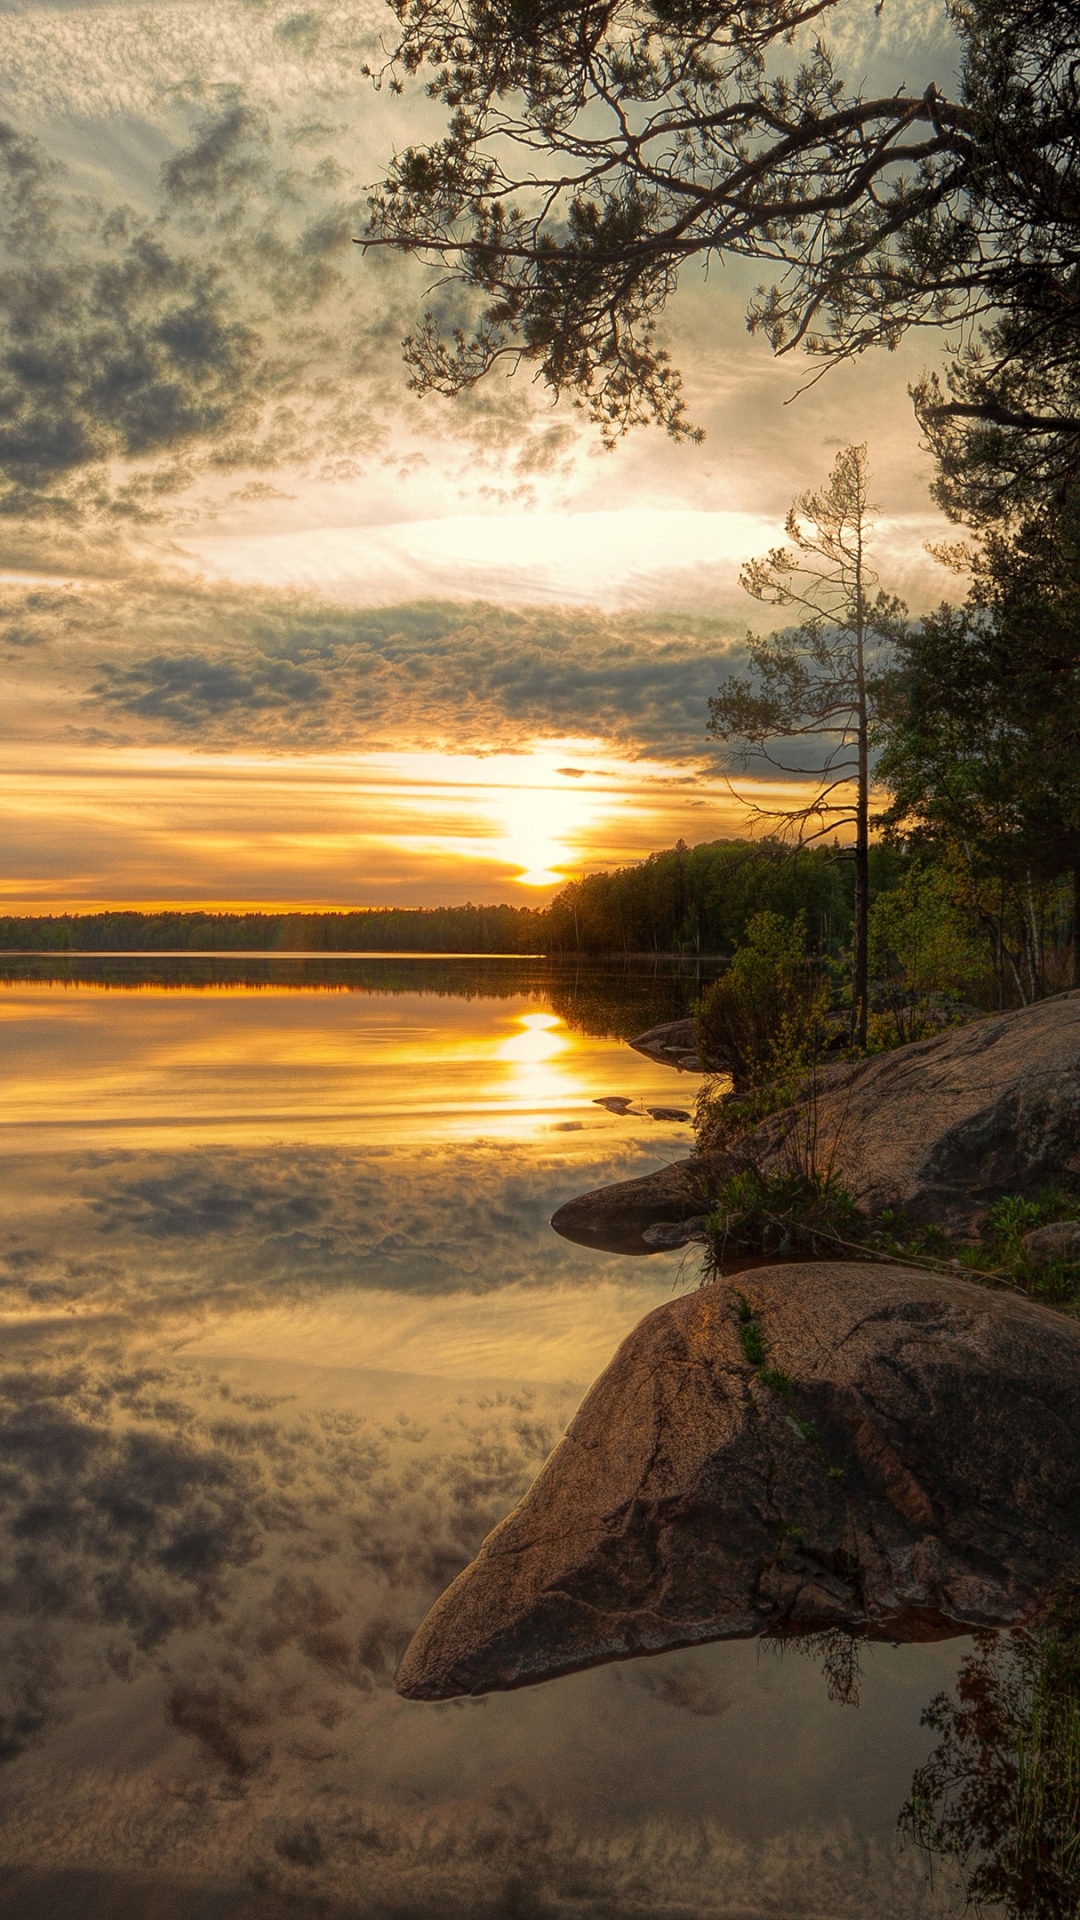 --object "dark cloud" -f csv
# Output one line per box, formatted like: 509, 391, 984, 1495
0, 105, 388, 519
0, 94, 578, 526
55, 585, 742, 758
160, 101, 272, 206
0, 1342, 561, 1778
0, 1130, 964, 1917
0, 119, 263, 509
273, 11, 324, 59
92, 651, 330, 723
